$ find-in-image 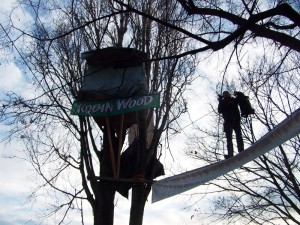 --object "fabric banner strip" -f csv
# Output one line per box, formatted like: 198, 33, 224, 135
71, 93, 160, 117
152, 107, 300, 203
